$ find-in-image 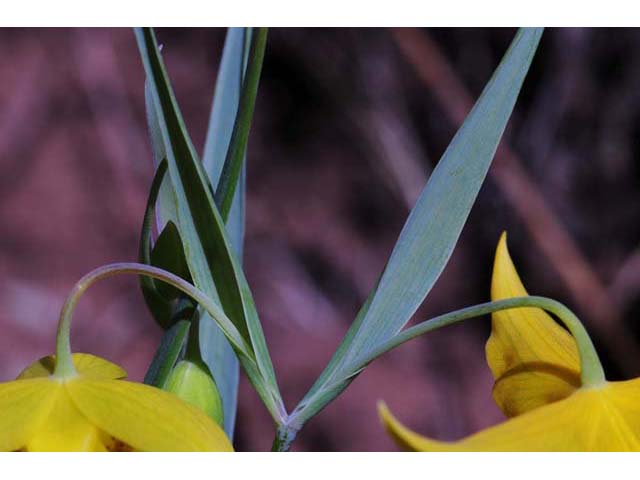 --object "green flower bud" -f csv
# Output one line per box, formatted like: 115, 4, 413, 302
165, 360, 224, 427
